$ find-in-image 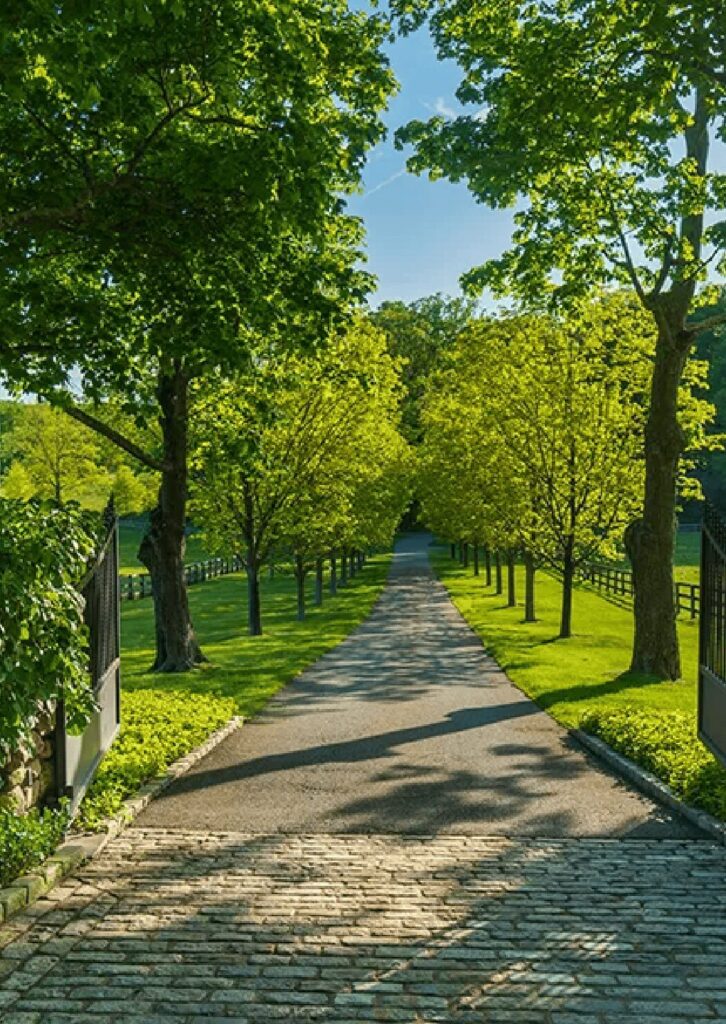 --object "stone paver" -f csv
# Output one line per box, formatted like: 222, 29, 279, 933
1, 829, 726, 1023
2, 533, 725, 1020
135, 534, 700, 837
